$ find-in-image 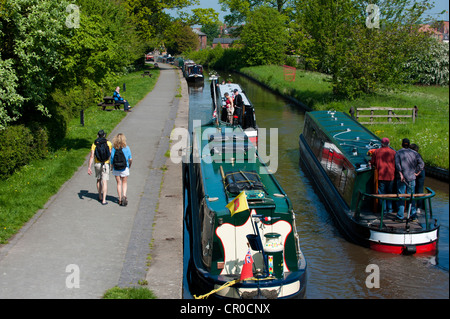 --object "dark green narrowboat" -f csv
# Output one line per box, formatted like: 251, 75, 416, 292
183, 120, 307, 299
299, 111, 439, 254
